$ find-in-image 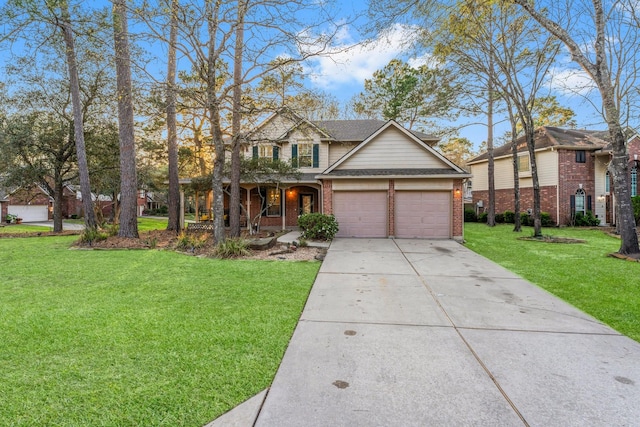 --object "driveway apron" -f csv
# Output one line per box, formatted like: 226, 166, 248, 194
254, 238, 640, 426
